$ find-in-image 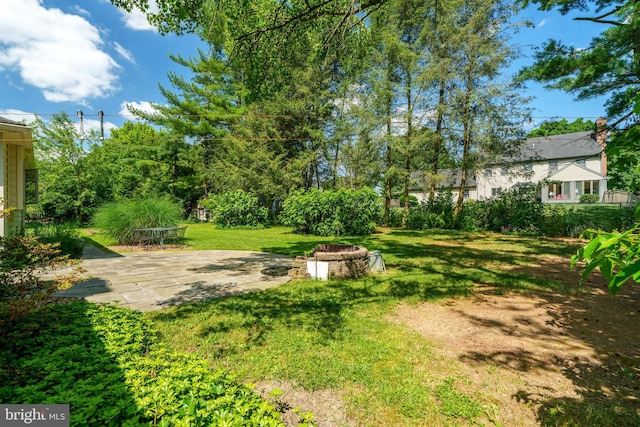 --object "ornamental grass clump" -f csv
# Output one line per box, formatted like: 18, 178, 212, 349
92, 197, 182, 245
